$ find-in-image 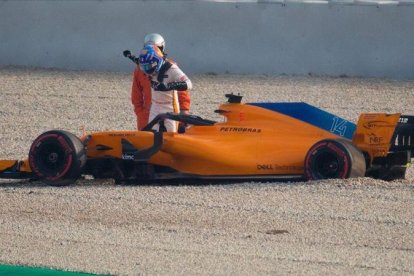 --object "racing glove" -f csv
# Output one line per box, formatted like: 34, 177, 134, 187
123, 50, 140, 65
178, 110, 190, 133
151, 81, 188, 91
